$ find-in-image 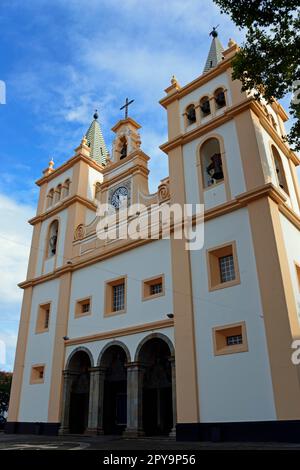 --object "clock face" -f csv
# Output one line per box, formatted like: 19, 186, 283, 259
111, 186, 129, 209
